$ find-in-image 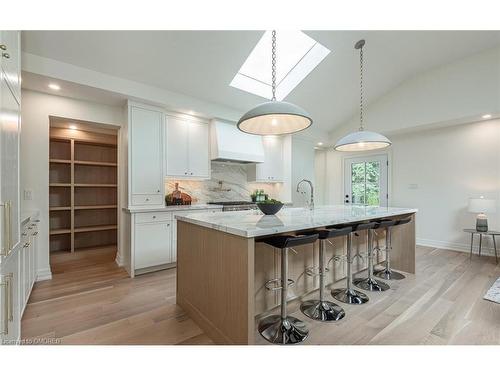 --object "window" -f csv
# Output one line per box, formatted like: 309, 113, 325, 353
230, 31, 330, 100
